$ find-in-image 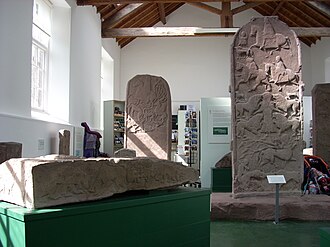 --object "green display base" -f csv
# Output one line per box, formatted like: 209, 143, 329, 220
211, 167, 232, 192
320, 227, 330, 247
0, 187, 210, 247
